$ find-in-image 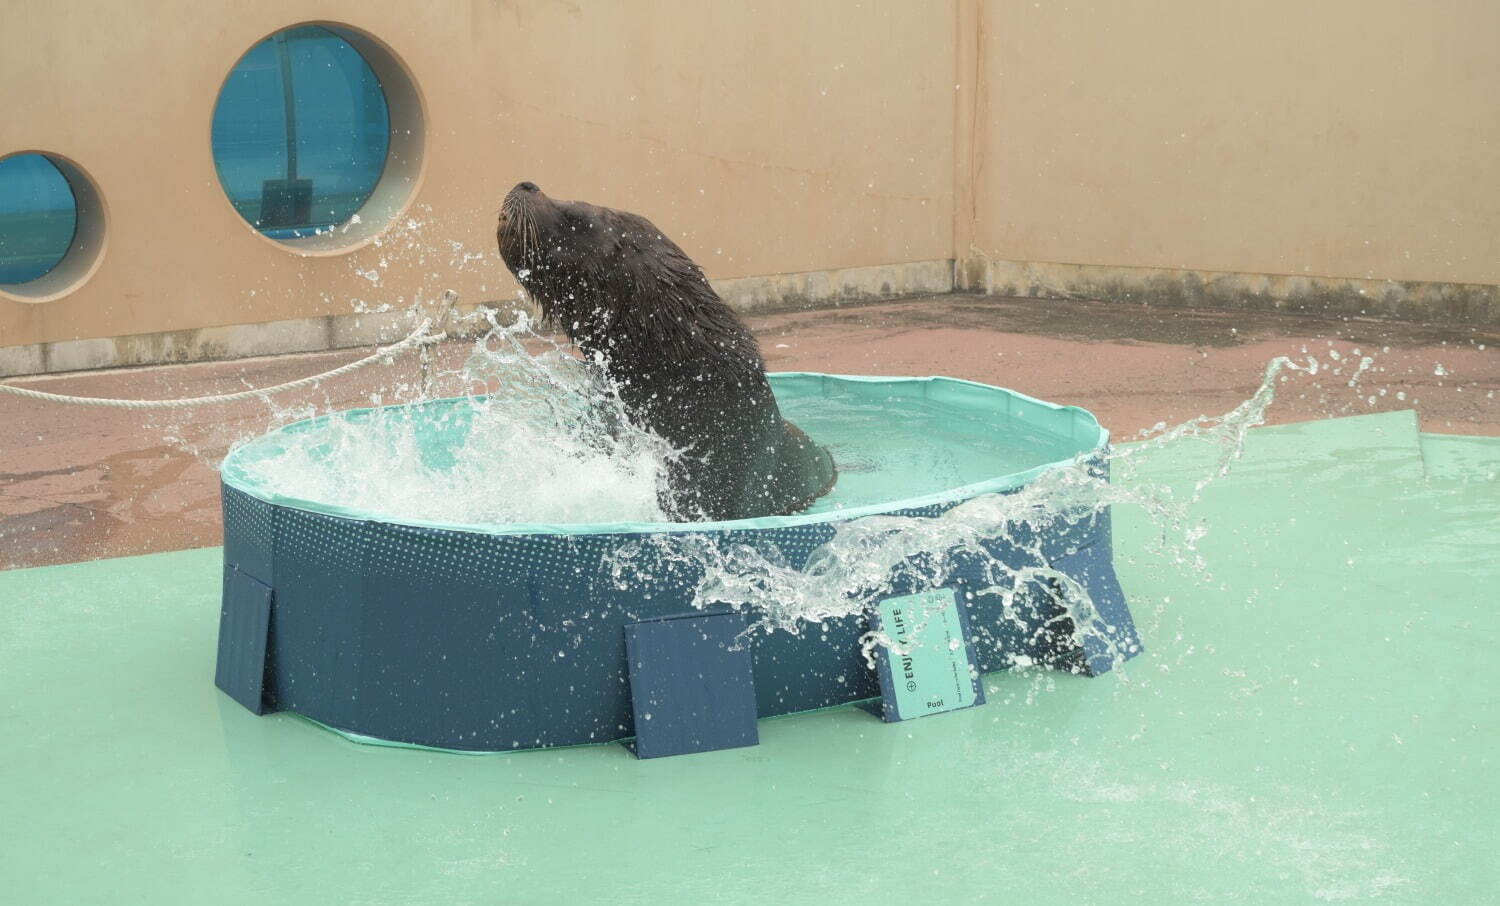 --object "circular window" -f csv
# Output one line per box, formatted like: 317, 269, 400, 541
0, 154, 76, 284
0, 152, 107, 302
210, 23, 424, 252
